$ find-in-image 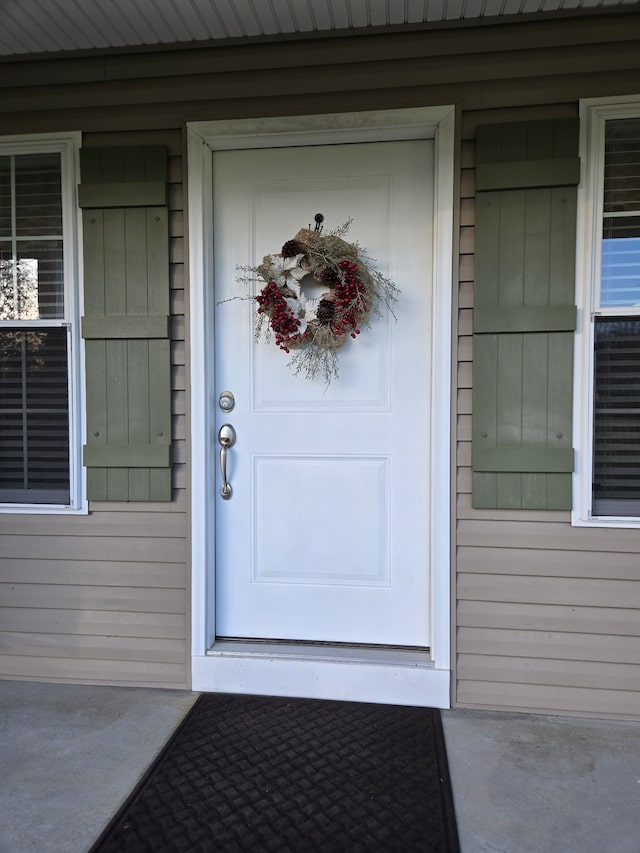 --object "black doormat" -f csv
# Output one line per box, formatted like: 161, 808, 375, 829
89, 693, 460, 853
